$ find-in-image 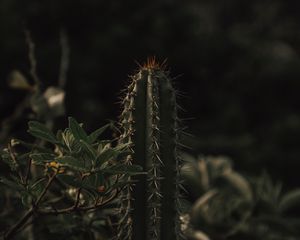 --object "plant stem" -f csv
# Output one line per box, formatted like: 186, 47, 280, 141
4, 173, 57, 239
